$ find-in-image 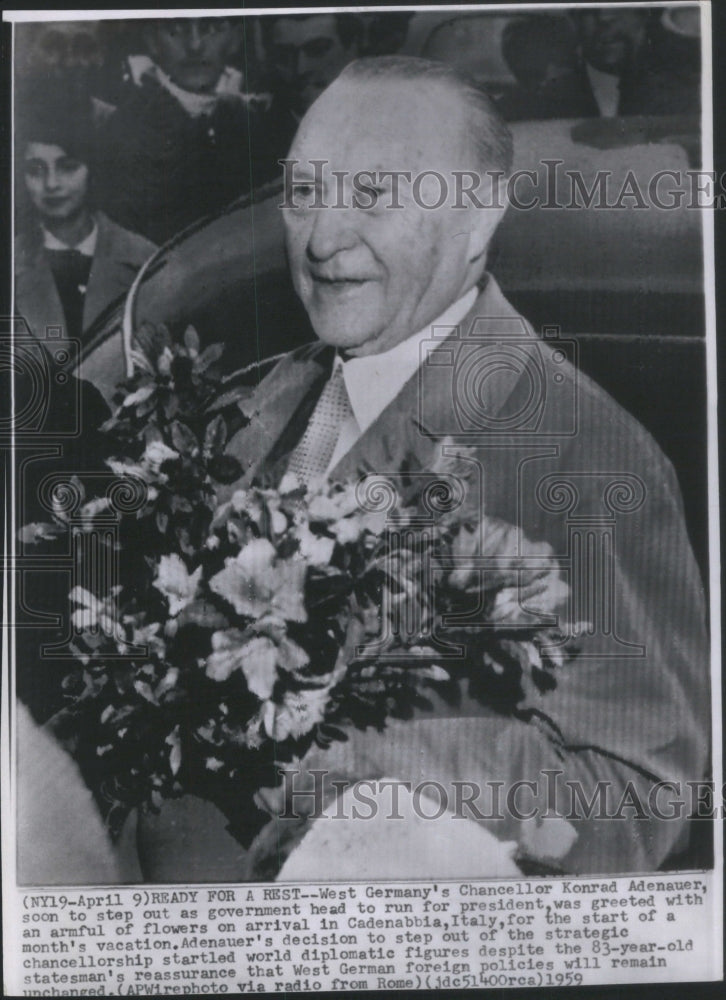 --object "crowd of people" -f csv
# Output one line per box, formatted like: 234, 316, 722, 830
14, 9, 701, 347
